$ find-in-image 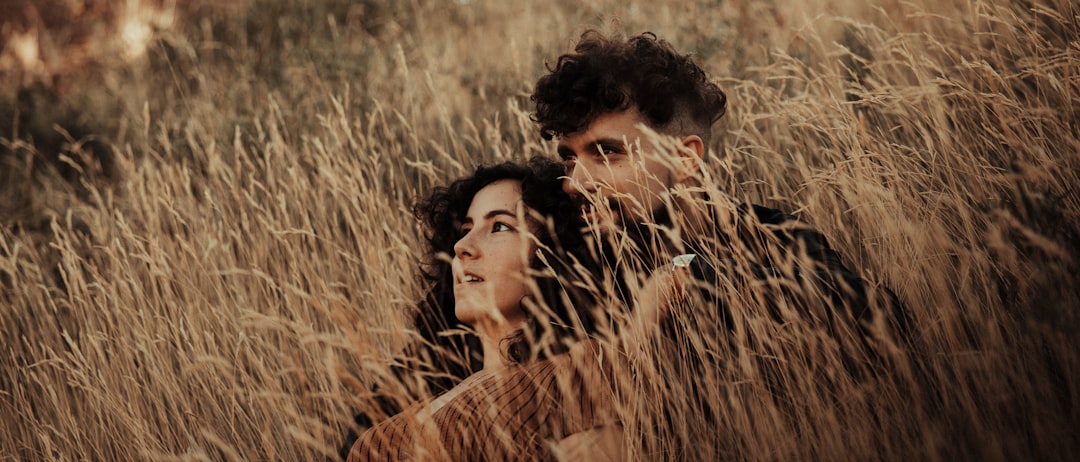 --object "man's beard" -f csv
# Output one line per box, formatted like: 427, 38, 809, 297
576, 194, 680, 282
